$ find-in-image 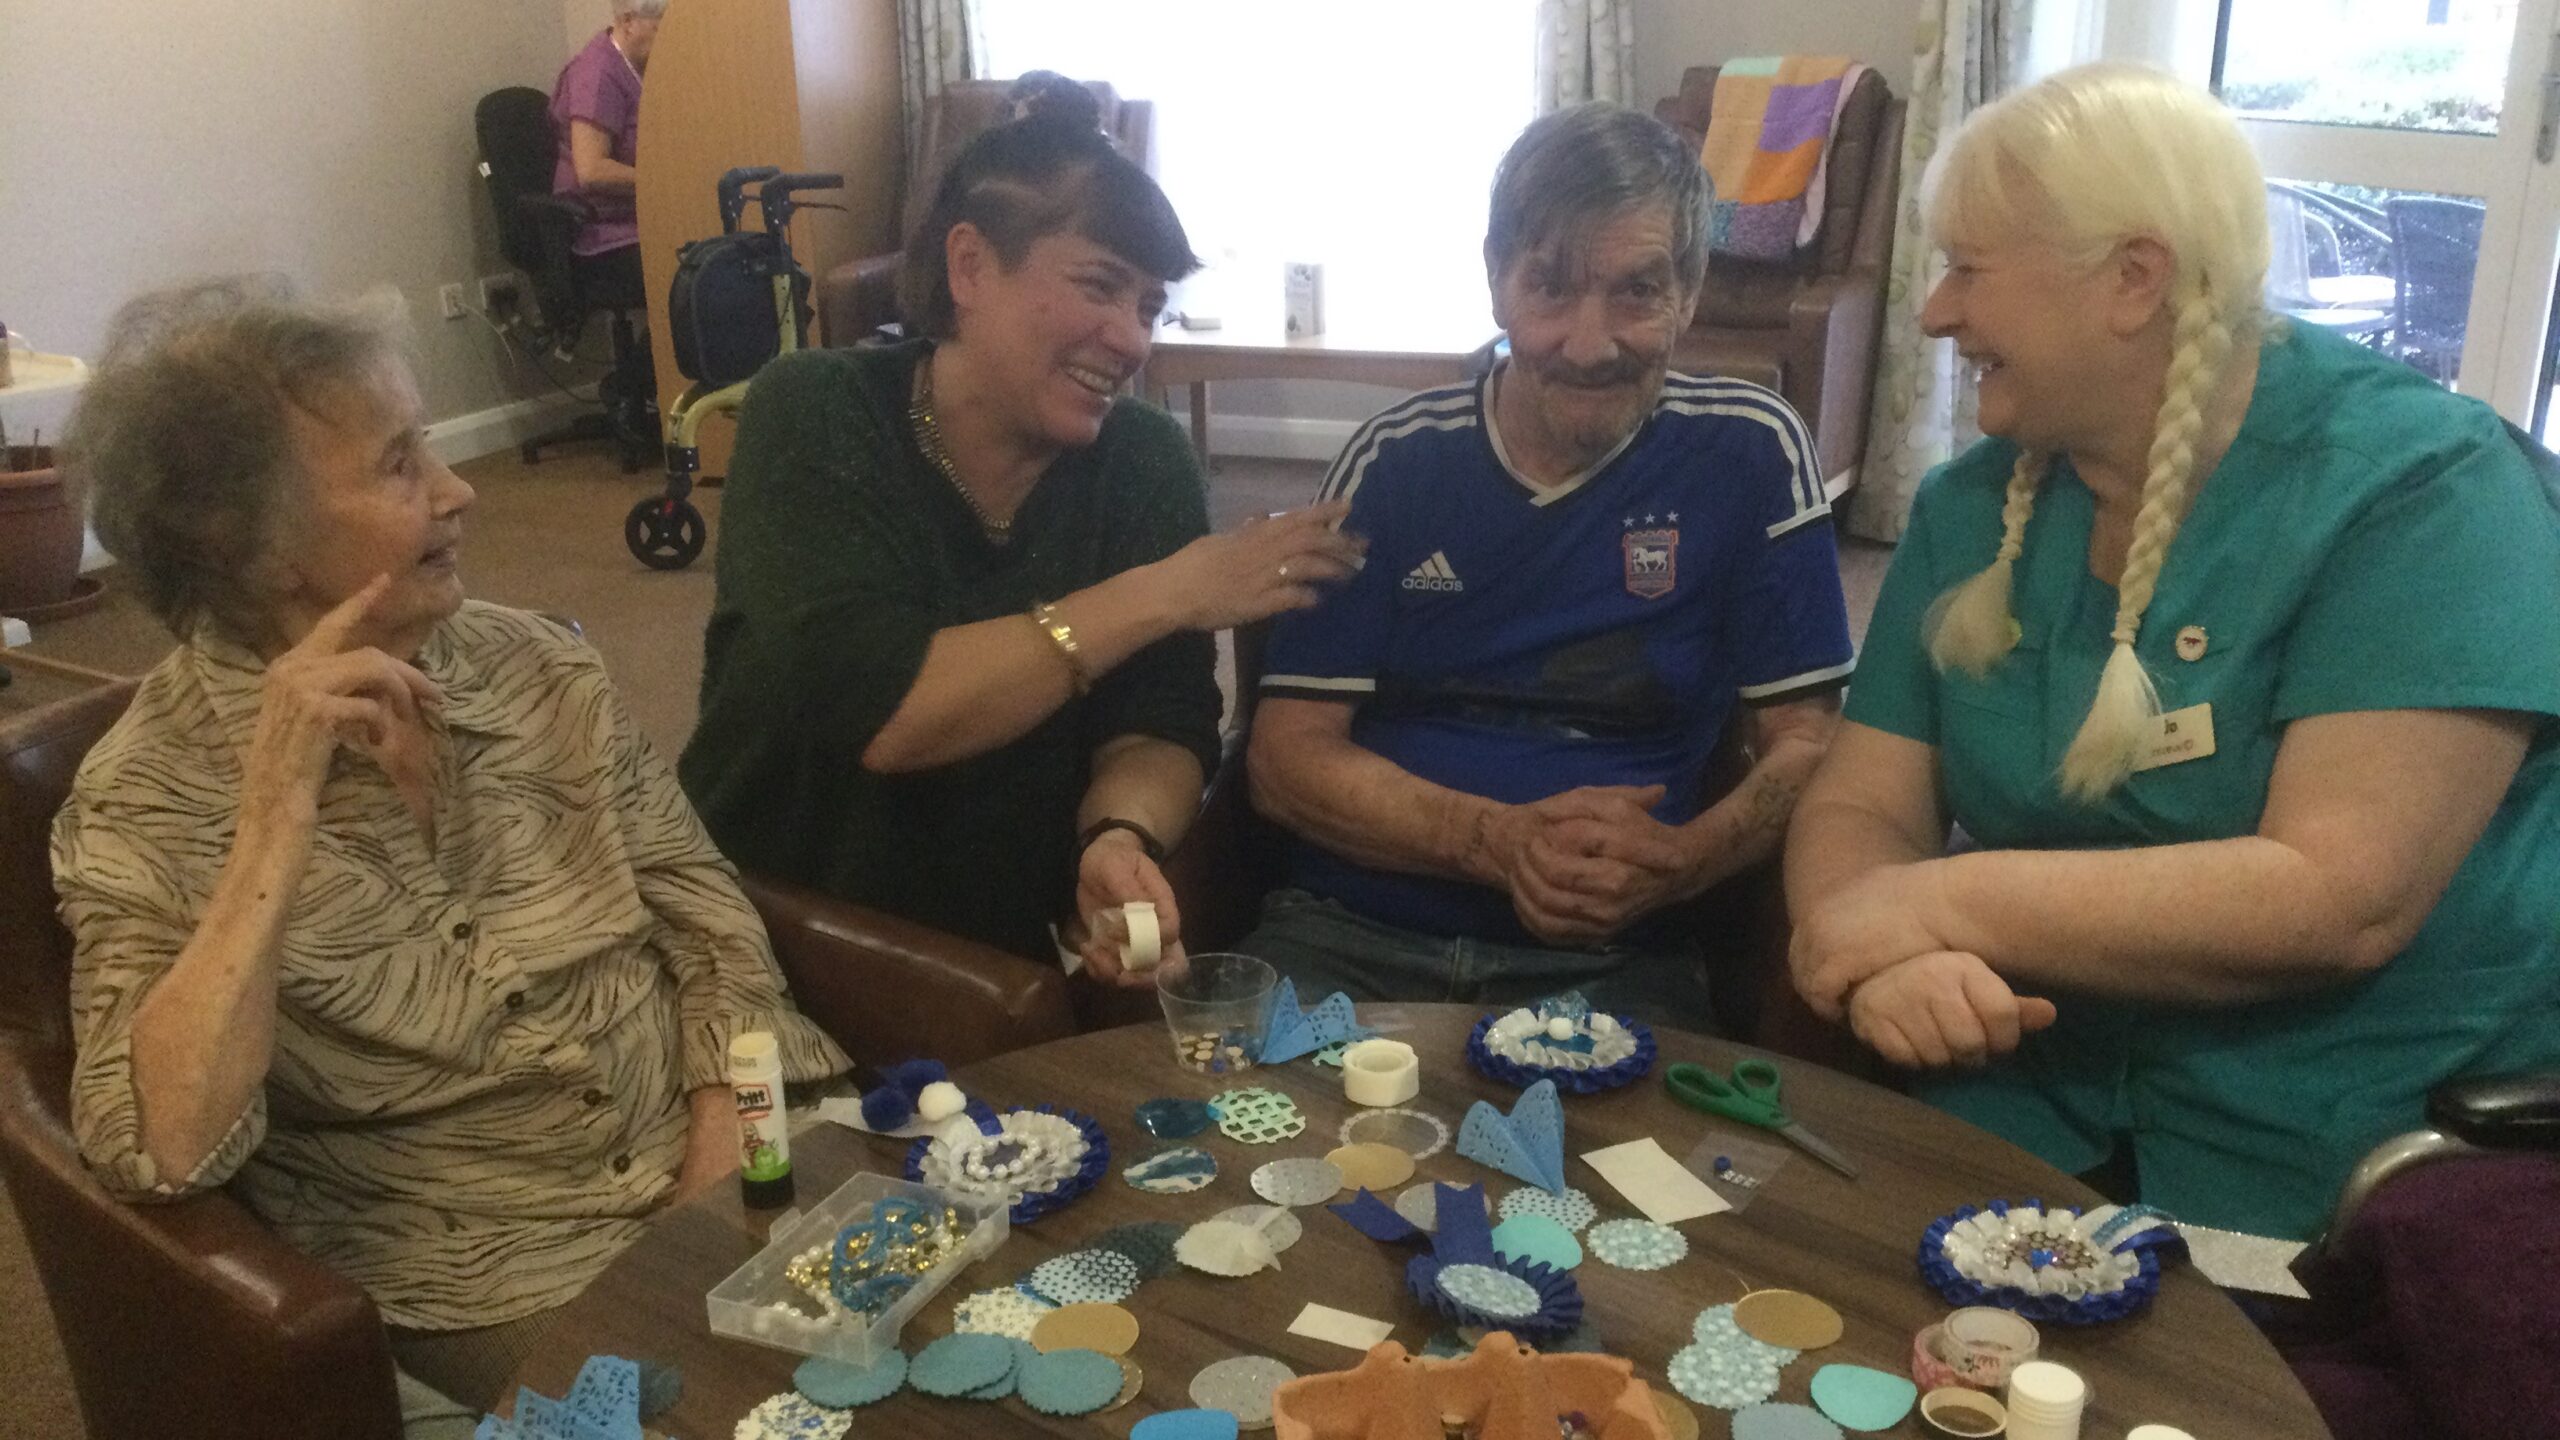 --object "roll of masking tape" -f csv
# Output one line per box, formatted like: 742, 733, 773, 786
1342, 1038, 1420, 1107
1118, 901, 1161, 973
